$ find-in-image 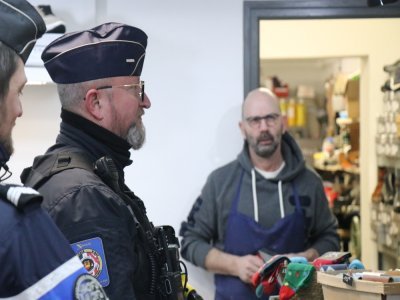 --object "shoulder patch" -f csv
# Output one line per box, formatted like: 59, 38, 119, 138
71, 237, 110, 287
74, 274, 108, 299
